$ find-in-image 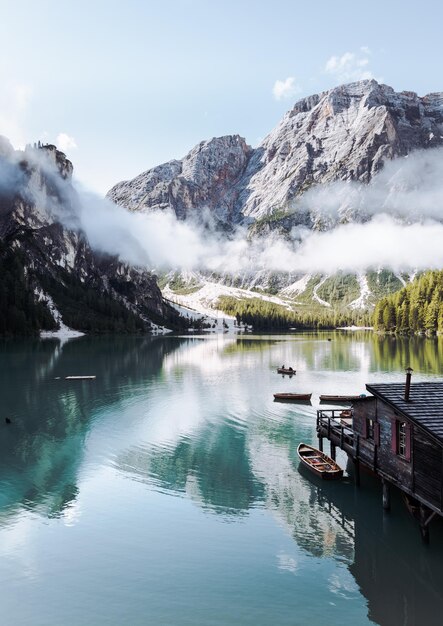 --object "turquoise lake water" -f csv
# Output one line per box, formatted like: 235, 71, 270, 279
1, 332, 443, 626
